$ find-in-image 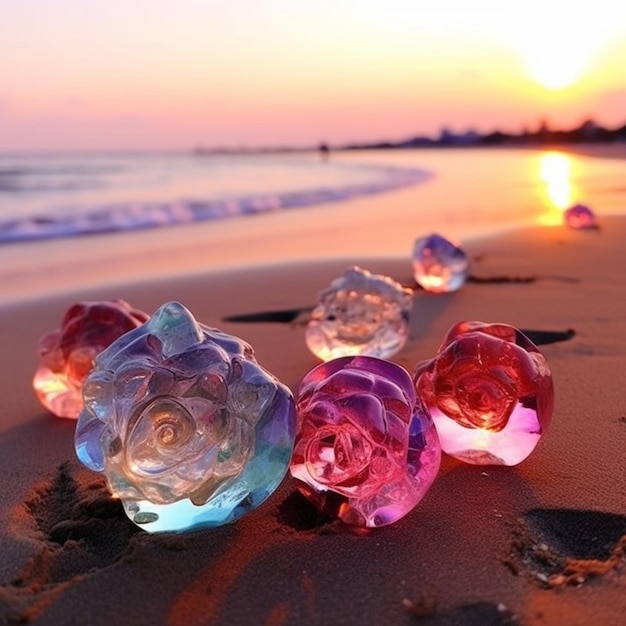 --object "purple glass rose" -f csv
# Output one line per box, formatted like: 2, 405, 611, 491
412, 233, 469, 293
564, 204, 597, 229
290, 356, 441, 528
